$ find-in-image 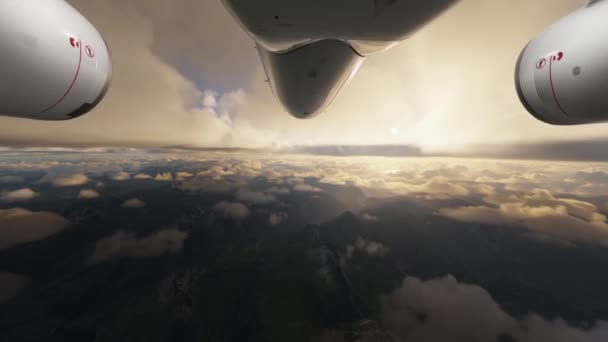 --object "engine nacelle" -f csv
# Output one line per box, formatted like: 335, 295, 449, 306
0, 0, 112, 121
258, 40, 364, 119
516, 0, 608, 125
223, 0, 457, 118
